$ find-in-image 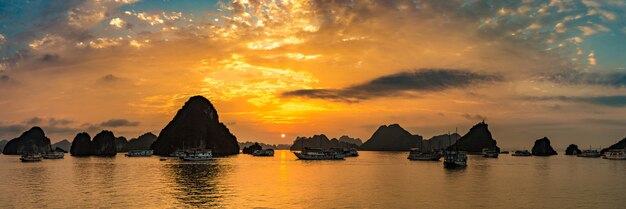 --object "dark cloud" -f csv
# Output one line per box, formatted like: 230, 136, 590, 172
462, 113, 487, 121
282, 69, 502, 102
100, 74, 120, 82
99, 119, 140, 127
0, 124, 28, 136
41, 53, 60, 62
581, 119, 626, 126
547, 70, 626, 88
24, 117, 43, 125
0, 74, 17, 85
529, 96, 626, 108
